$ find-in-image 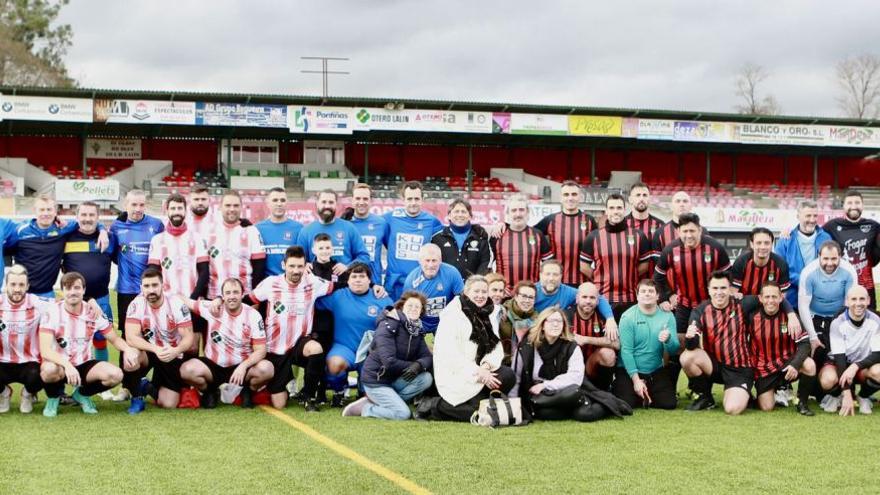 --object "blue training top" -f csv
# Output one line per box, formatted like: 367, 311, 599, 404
382, 209, 443, 297
350, 213, 387, 285
110, 214, 165, 294
316, 288, 394, 353
296, 219, 370, 266
256, 218, 304, 276
8, 219, 81, 294
402, 262, 464, 332
534, 282, 615, 320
